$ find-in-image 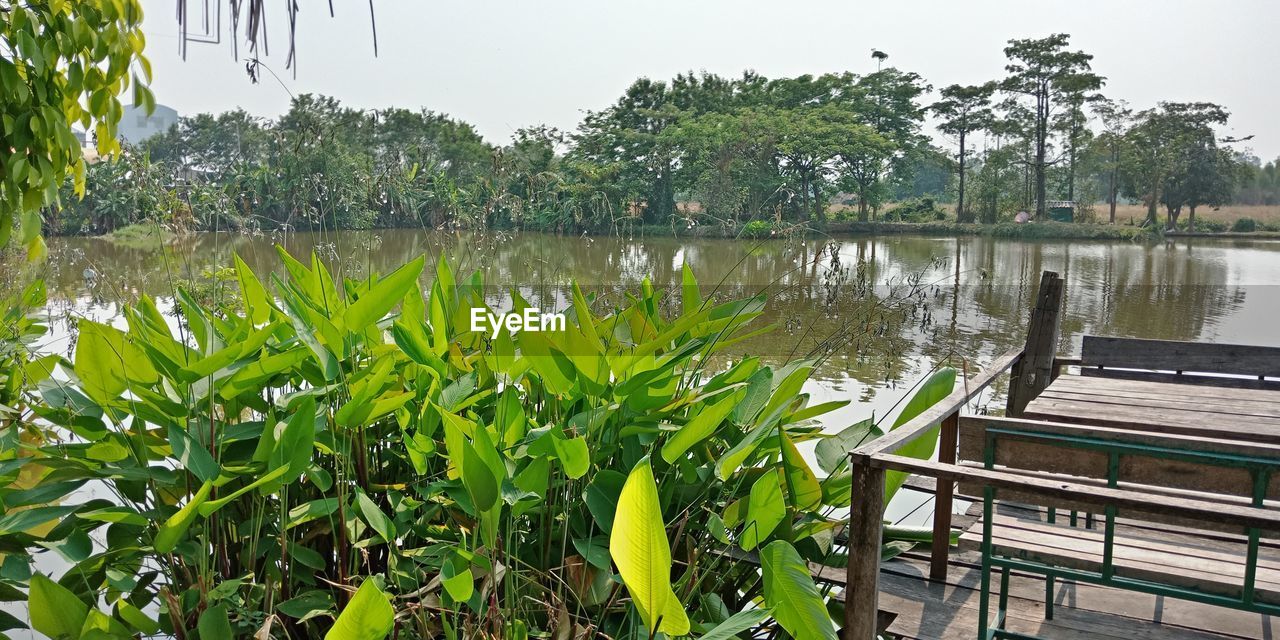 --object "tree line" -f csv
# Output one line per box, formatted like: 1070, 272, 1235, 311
45, 33, 1277, 237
